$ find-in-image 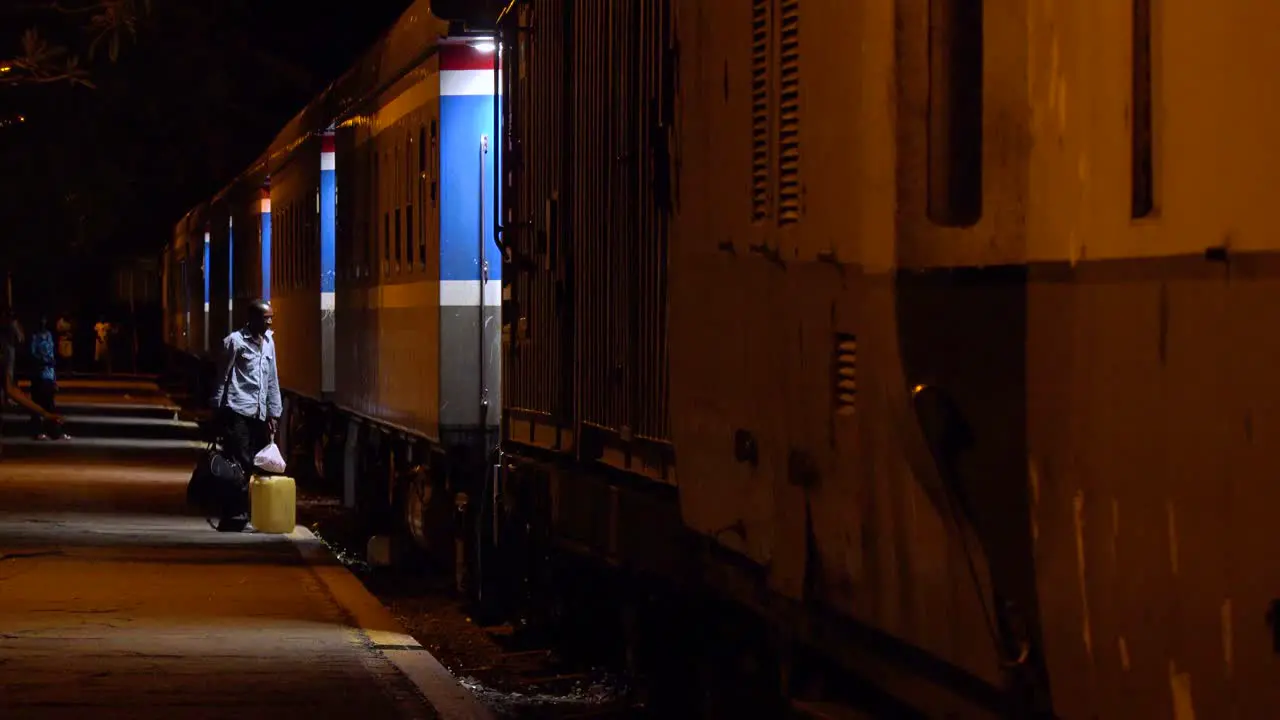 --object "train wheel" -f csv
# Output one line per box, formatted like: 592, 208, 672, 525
312, 432, 326, 485
400, 463, 453, 568
403, 466, 434, 552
